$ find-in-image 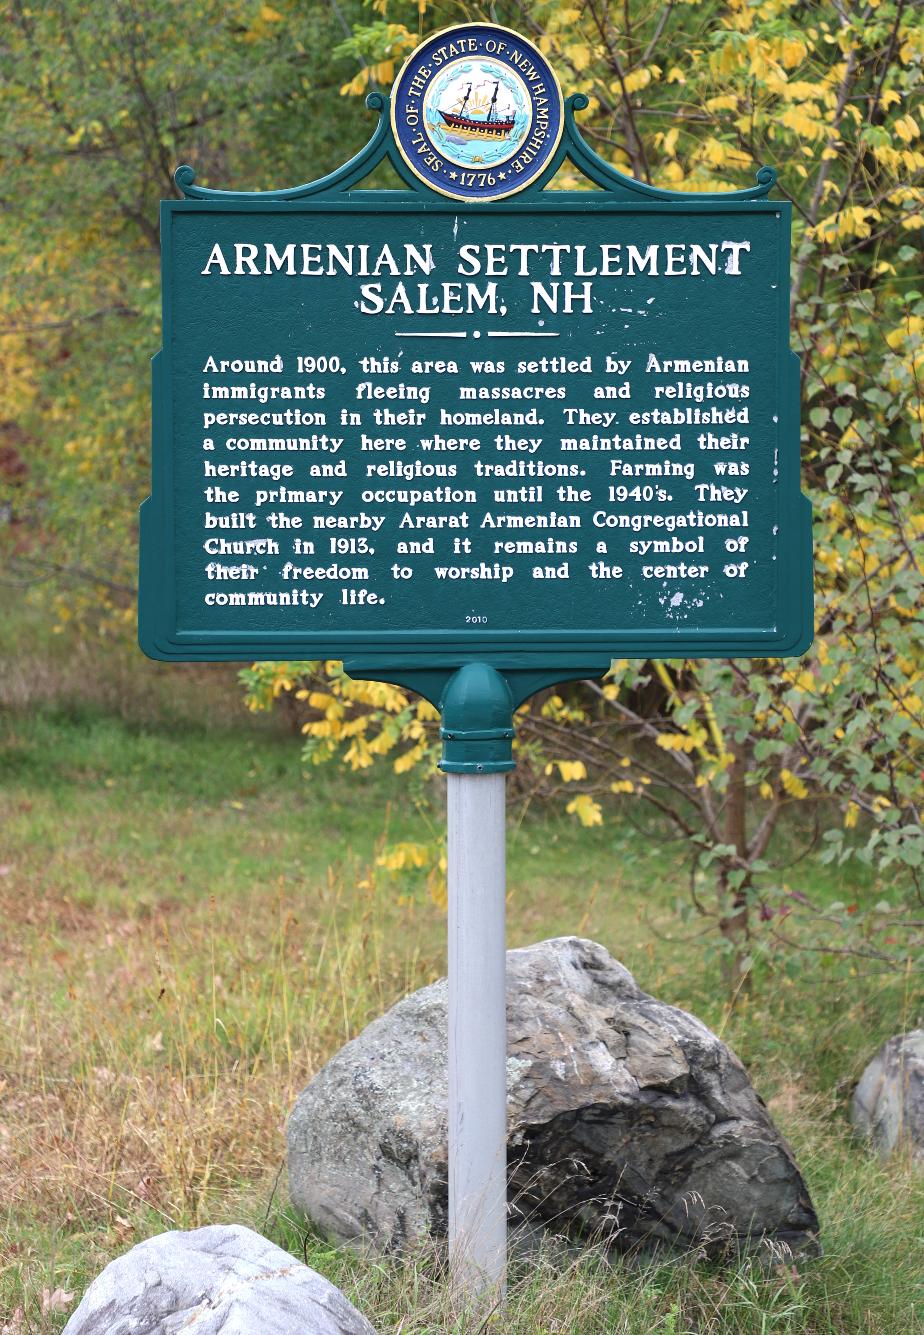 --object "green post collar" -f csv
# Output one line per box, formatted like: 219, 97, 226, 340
439, 663, 516, 774
343, 659, 611, 775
